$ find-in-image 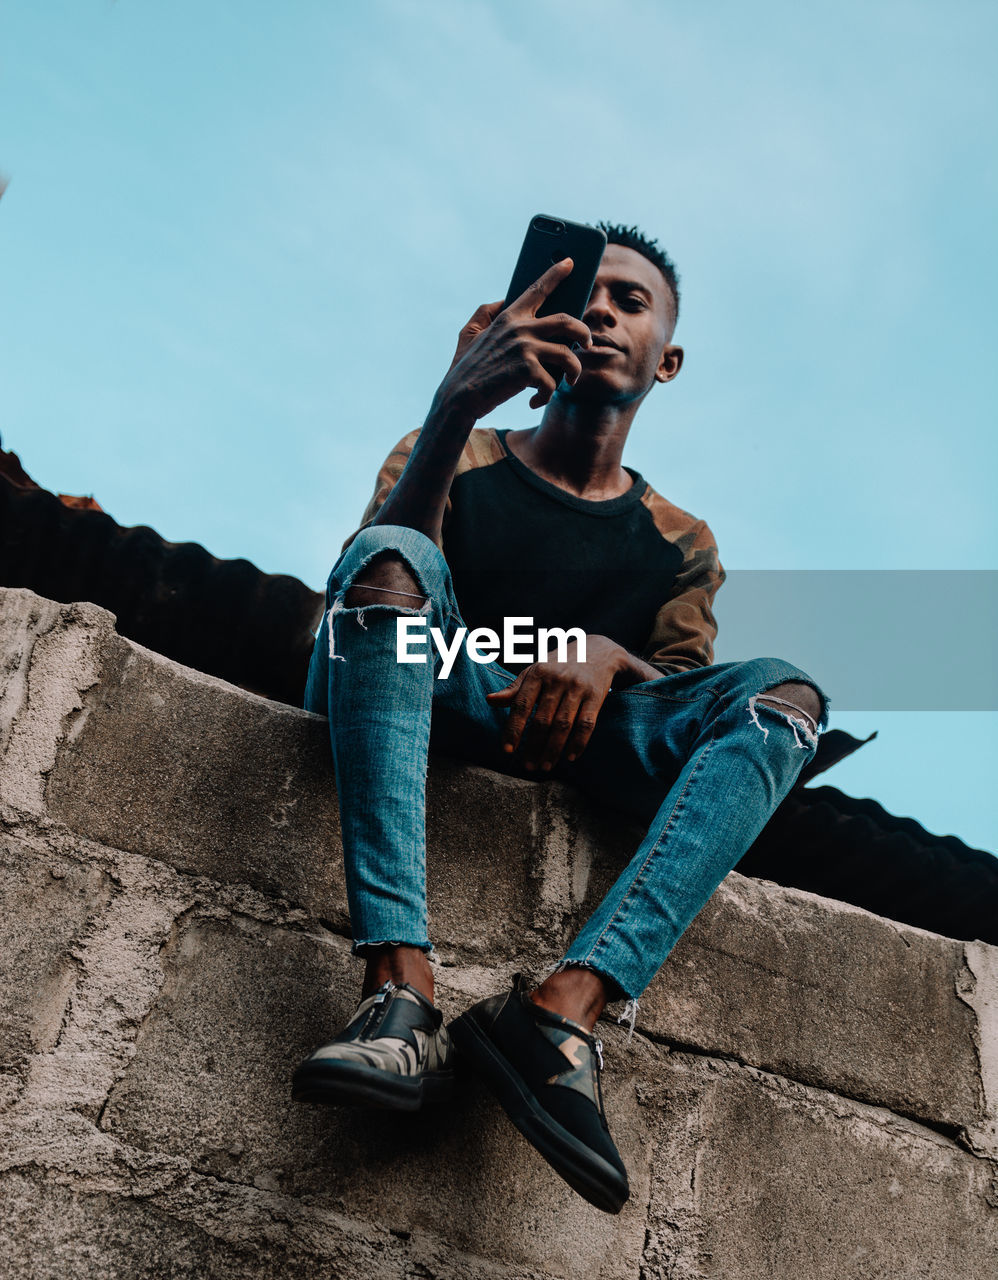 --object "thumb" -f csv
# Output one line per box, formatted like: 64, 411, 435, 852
477, 299, 505, 325
449, 299, 505, 370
